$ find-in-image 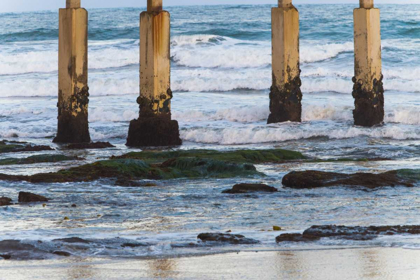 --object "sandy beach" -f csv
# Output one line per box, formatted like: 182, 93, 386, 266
2, 248, 420, 280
